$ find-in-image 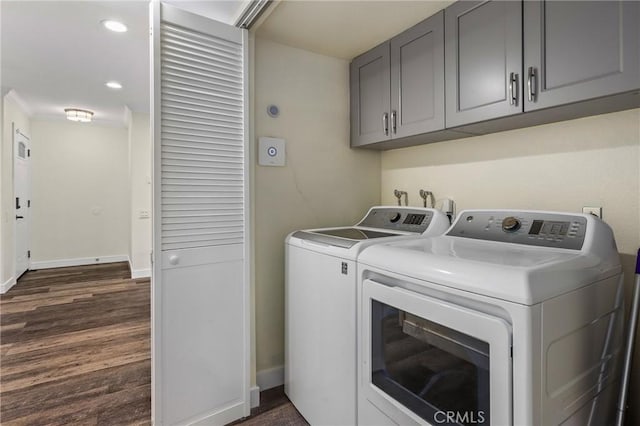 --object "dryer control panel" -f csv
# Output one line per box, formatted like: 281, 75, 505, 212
447, 211, 588, 250
358, 207, 435, 234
